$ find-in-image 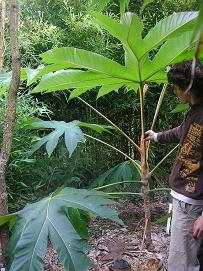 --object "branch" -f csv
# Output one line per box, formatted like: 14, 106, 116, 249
149, 144, 179, 176
94, 180, 141, 190
65, 92, 141, 153
85, 133, 141, 170
150, 84, 167, 131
